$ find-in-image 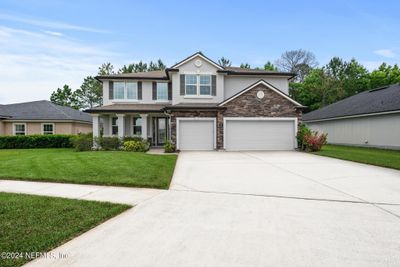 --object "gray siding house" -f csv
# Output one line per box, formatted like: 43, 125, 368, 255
86, 52, 305, 151
303, 84, 400, 149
